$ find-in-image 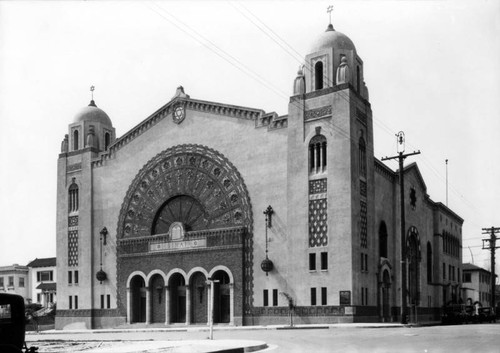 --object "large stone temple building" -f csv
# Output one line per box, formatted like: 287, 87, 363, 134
55, 20, 463, 329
